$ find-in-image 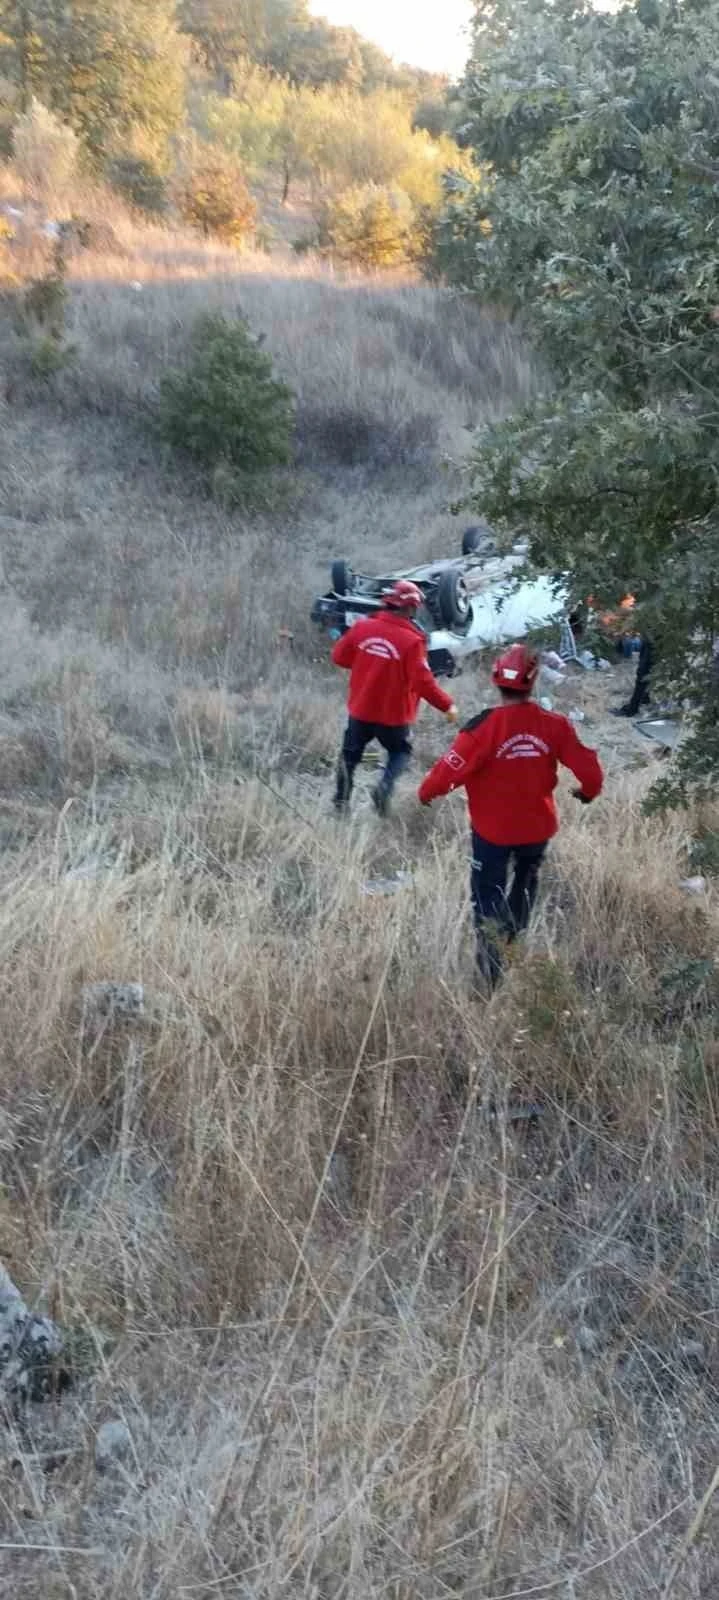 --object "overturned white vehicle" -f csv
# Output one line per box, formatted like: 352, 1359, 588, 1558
311, 526, 569, 678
